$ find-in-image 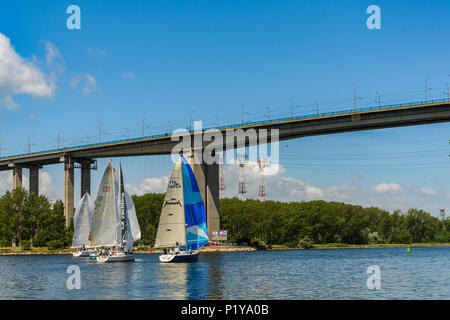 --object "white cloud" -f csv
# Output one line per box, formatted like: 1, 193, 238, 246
70, 73, 99, 95
122, 72, 135, 80
373, 182, 402, 193
42, 40, 65, 73
419, 187, 437, 196
87, 47, 109, 56
0, 170, 62, 202
349, 174, 363, 182
305, 185, 324, 198
0, 171, 12, 195
126, 176, 170, 196
219, 162, 325, 201
0, 32, 56, 109
38, 171, 62, 201
29, 112, 39, 121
